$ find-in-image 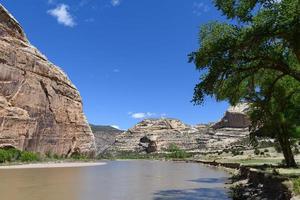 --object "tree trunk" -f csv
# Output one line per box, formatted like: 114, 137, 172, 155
278, 134, 297, 168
